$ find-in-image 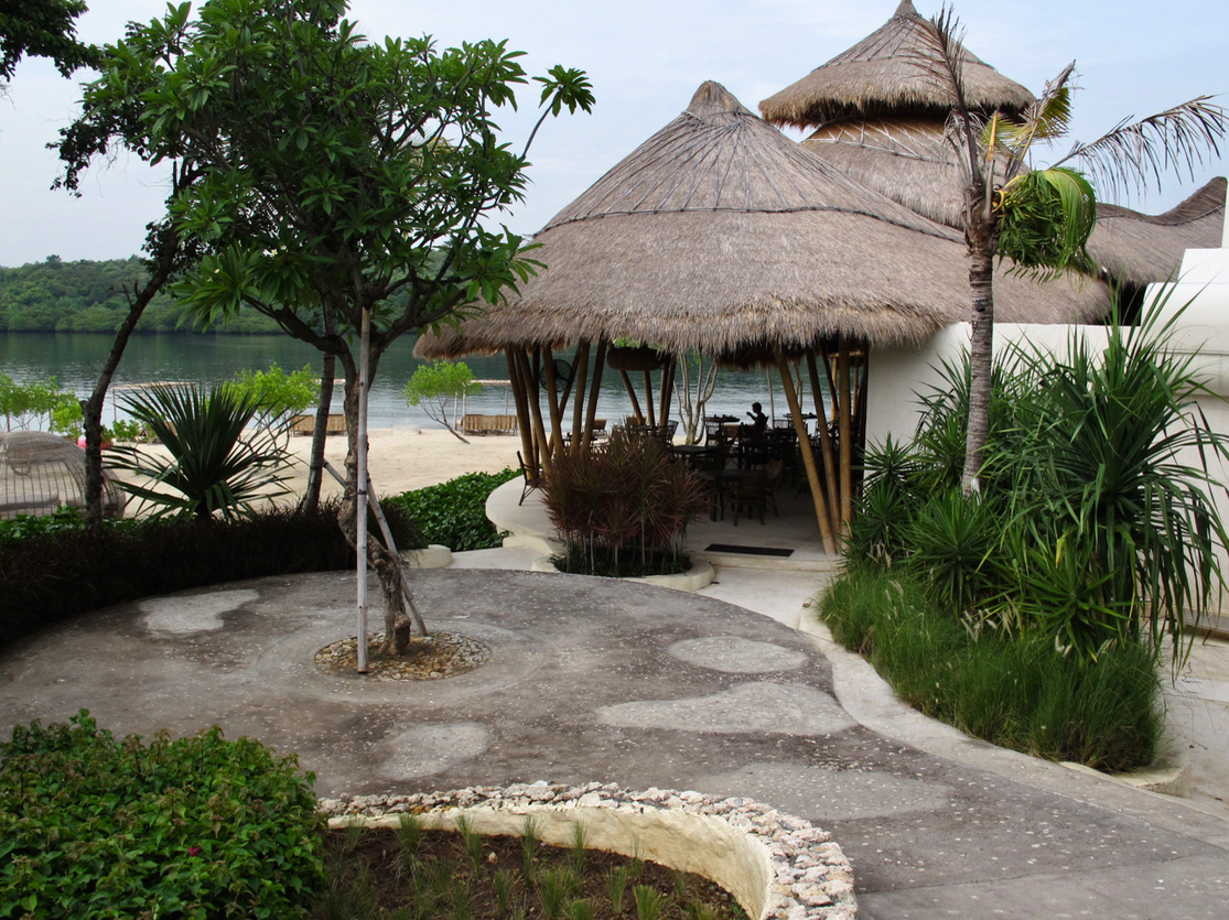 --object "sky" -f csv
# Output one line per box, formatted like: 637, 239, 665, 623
0, 0, 1225, 268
